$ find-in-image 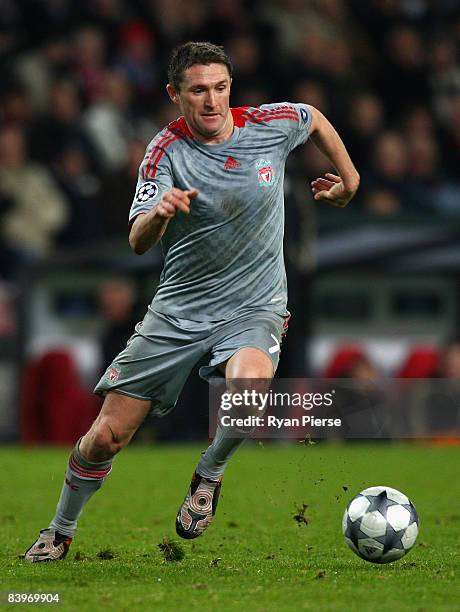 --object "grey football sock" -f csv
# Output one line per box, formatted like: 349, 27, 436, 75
49, 441, 112, 537
196, 426, 248, 481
